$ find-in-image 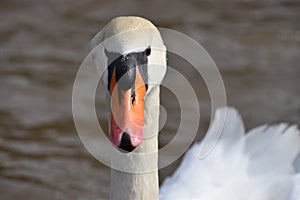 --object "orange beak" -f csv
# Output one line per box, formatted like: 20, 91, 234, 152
109, 67, 146, 152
